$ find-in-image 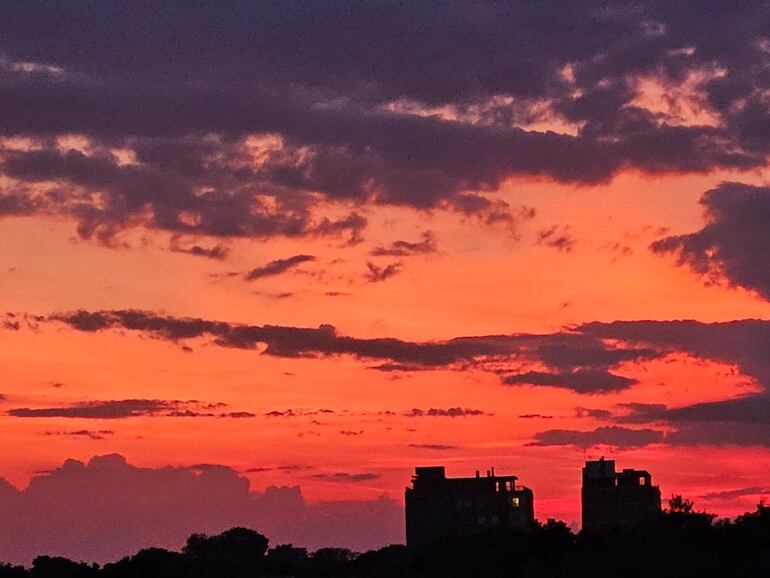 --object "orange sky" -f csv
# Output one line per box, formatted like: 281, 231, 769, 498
1, 4, 770, 558
2, 167, 769, 526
